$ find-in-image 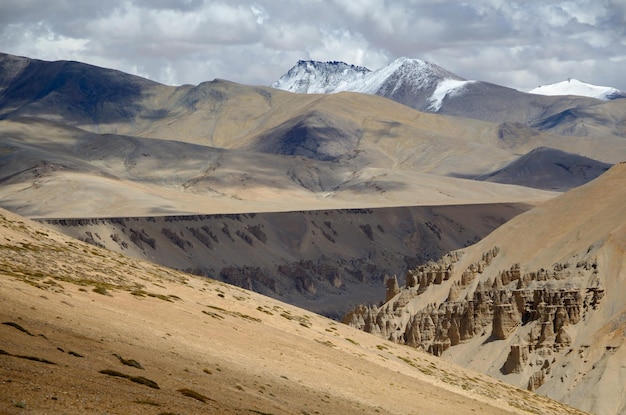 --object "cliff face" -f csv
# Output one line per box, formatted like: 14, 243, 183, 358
41, 204, 526, 319
344, 164, 626, 415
